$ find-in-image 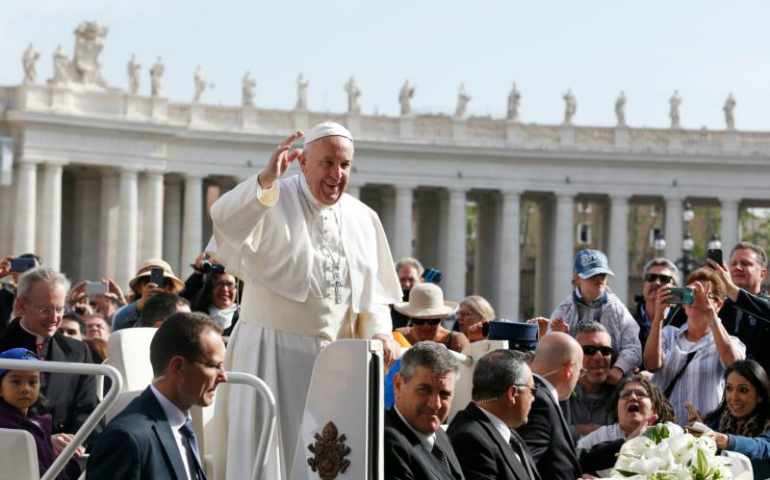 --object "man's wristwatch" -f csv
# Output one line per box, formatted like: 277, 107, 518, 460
709, 317, 722, 328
